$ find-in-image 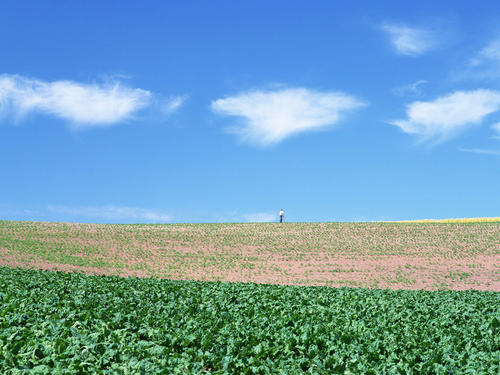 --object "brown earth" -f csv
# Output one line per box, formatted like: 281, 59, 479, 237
0, 221, 499, 291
